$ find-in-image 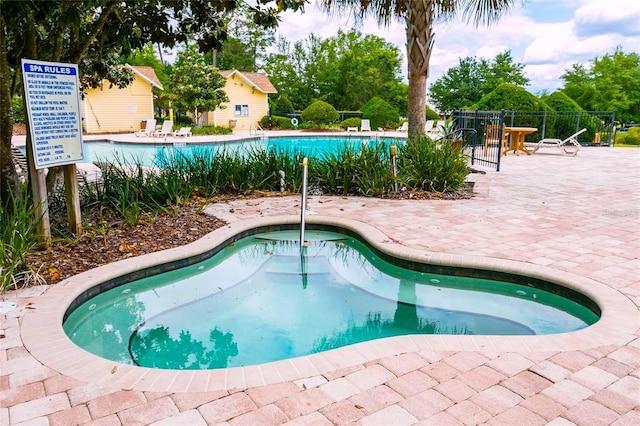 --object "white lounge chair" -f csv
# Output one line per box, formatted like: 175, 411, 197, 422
396, 122, 408, 132
154, 120, 173, 137
135, 118, 156, 137
426, 120, 445, 139
173, 127, 192, 137
360, 119, 371, 132
531, 128, 586, 156
424, 120, 435, 133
